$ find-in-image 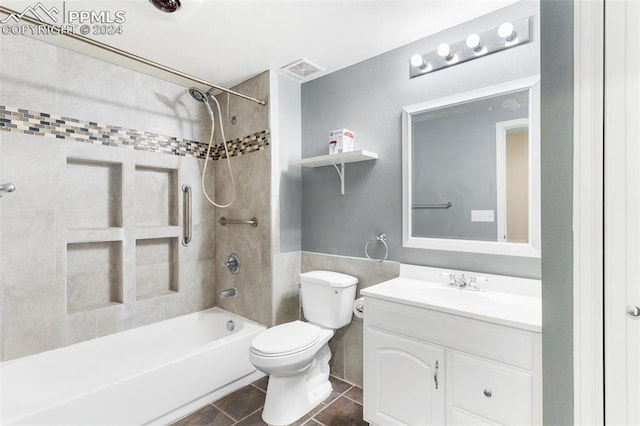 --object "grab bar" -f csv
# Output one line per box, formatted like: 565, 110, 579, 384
218, 217, 258, 228
412, 202, 453, 209
182, 185, 192, 246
